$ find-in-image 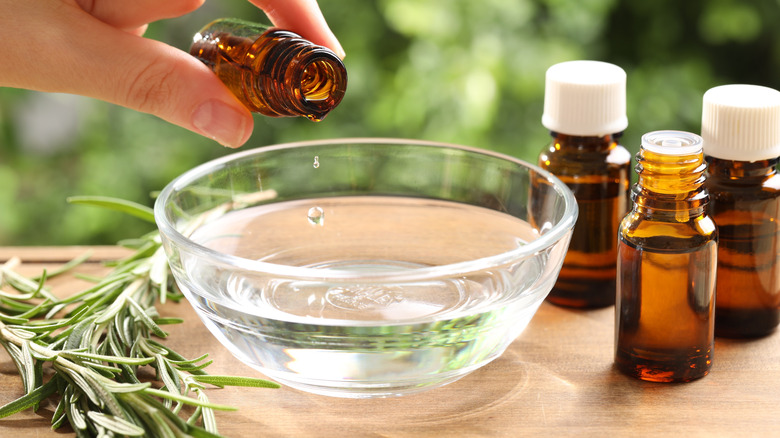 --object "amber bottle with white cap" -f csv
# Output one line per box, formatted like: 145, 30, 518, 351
615, 131, 717, 382
701, 84, 780, 338
537, 60, 631, 308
